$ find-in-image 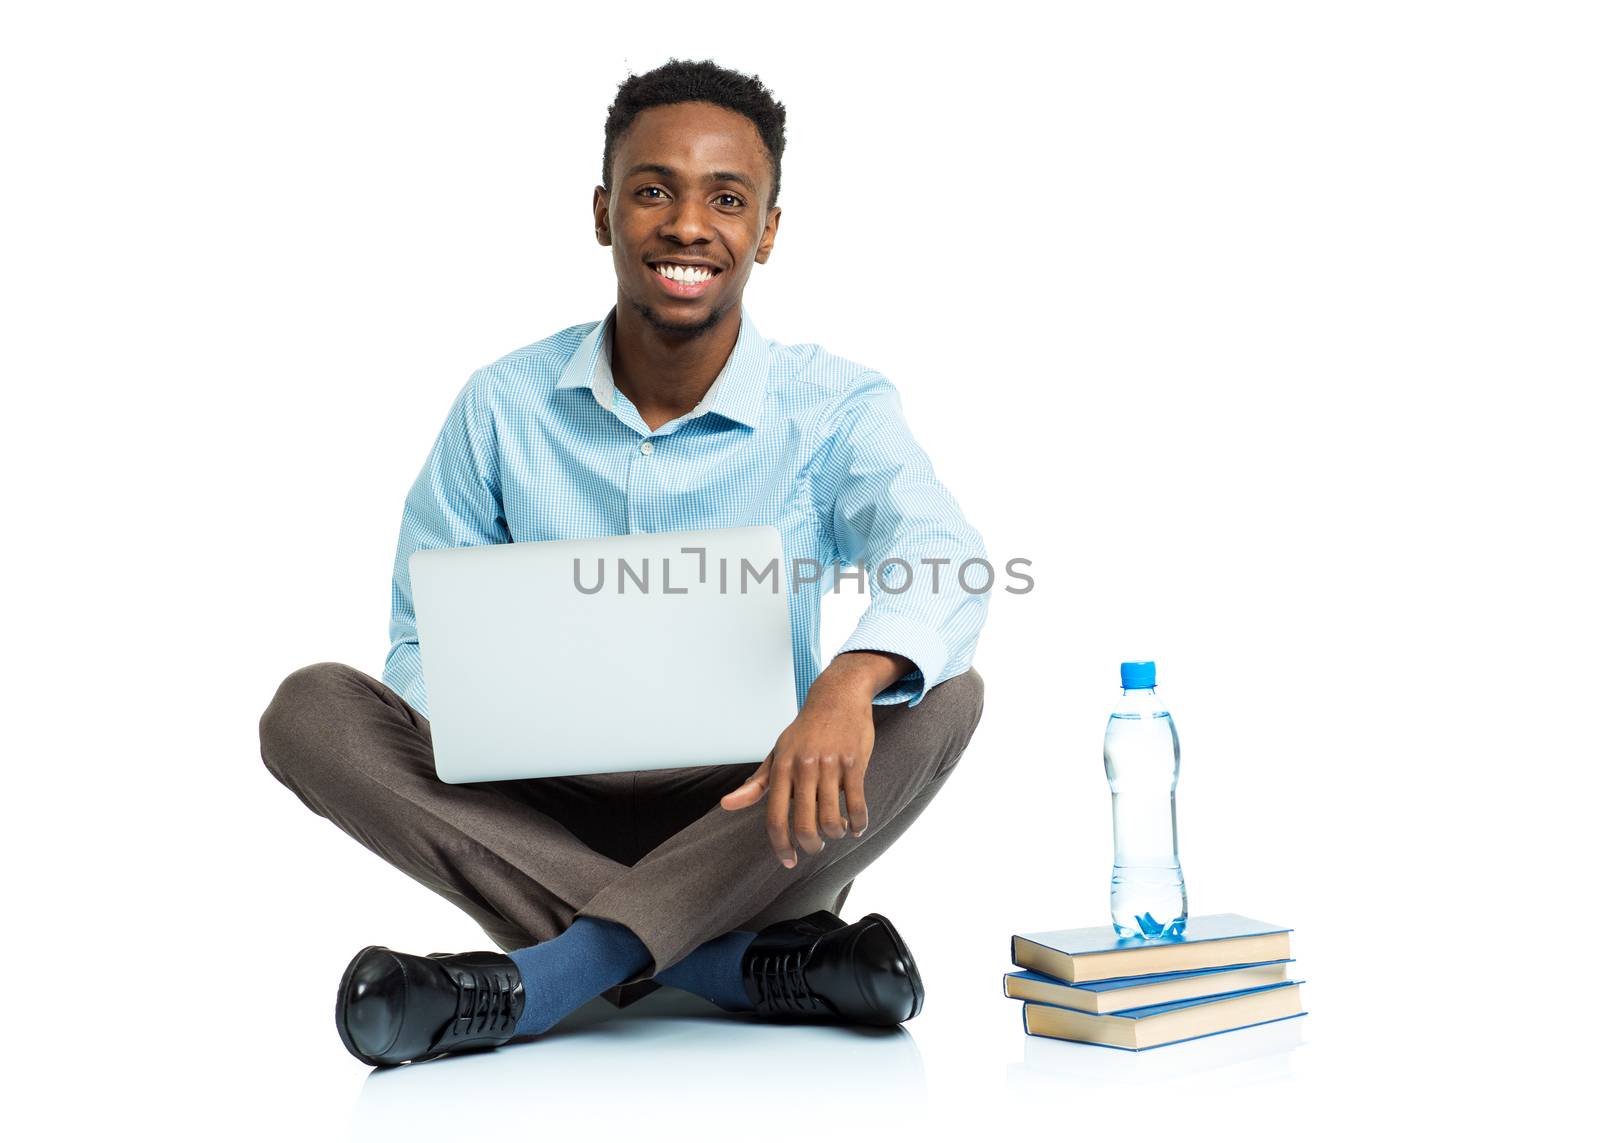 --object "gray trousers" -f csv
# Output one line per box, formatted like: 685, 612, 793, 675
258, 662, 984, 1008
